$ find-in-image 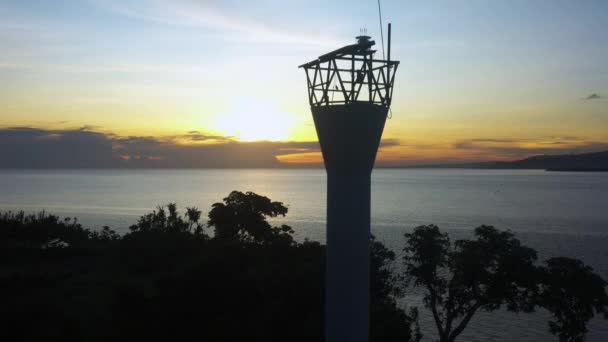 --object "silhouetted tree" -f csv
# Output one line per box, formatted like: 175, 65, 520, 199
208, 191, 294, 245
538, 257, 608, 342
90, 226, 121, 242
0, 210, 118, 248
1, 192, 420, 341
17, 195, 608, 341
403, 225, 539, 342
128, 203, 205, 235
402, 224, 608, 342
371, 235, 421, 342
